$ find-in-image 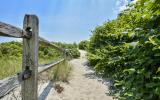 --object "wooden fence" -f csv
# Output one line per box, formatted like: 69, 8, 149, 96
0, 14, 71, 100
